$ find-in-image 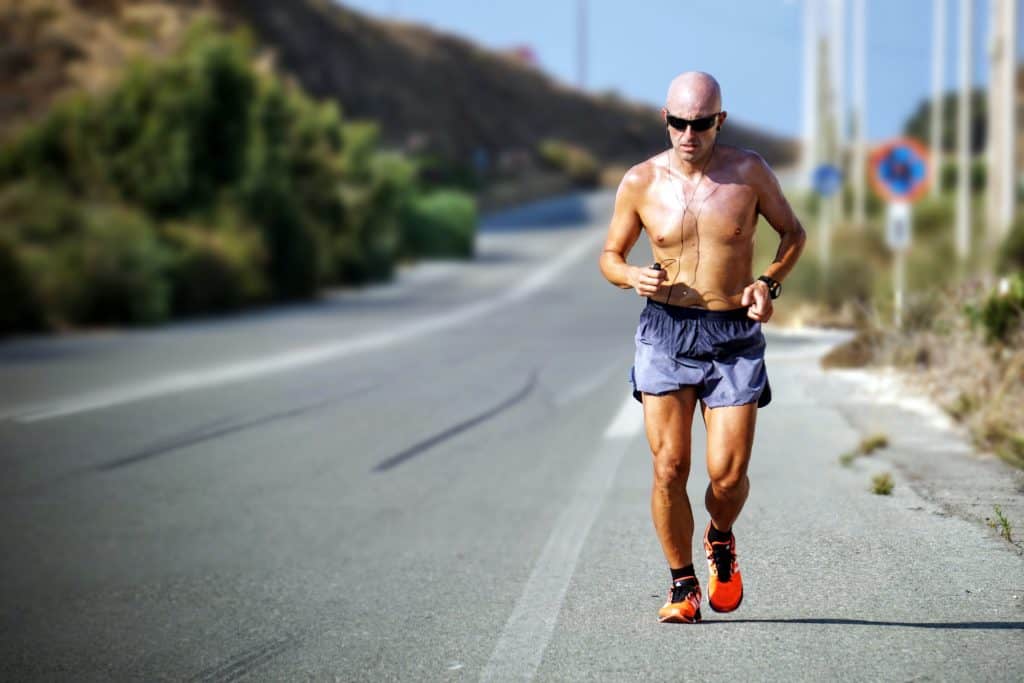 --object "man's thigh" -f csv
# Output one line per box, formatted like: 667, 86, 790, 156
700, 402, 758, 481
642, 387, 699, 465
